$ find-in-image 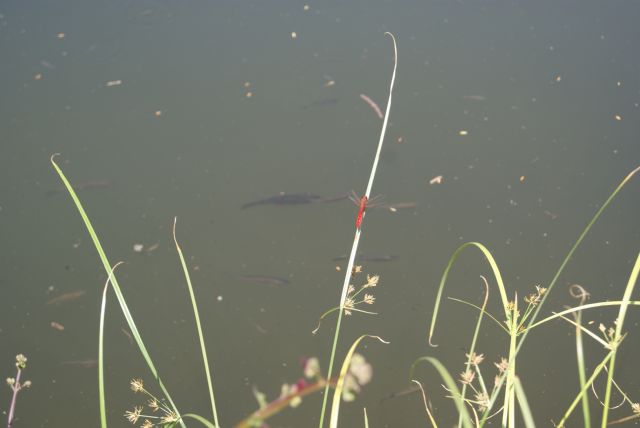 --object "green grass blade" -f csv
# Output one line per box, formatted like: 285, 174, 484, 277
601, 252, 640, 426
428, 242, 509, 347
557, 351, 614, 427
410, 357, 473, 428
446, 297, 510, 334
329, 335, 389, 428
570, 286, 591, 428
182, 413, 218, 427
173, 219, 220, 427
527, 301, 640, 330
513, 377, 535, 428
50, 154, 185, 427
318, 33, 397, 428
98, 261, 125, 428
516, 166, 640, 354
363, 408, 369, 428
